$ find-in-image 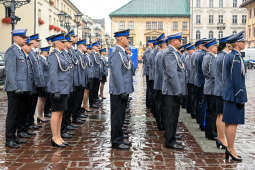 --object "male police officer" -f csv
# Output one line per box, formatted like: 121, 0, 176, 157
4, 29, 30, 148
162, 32, 186, 150
109, 29, 134, 149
